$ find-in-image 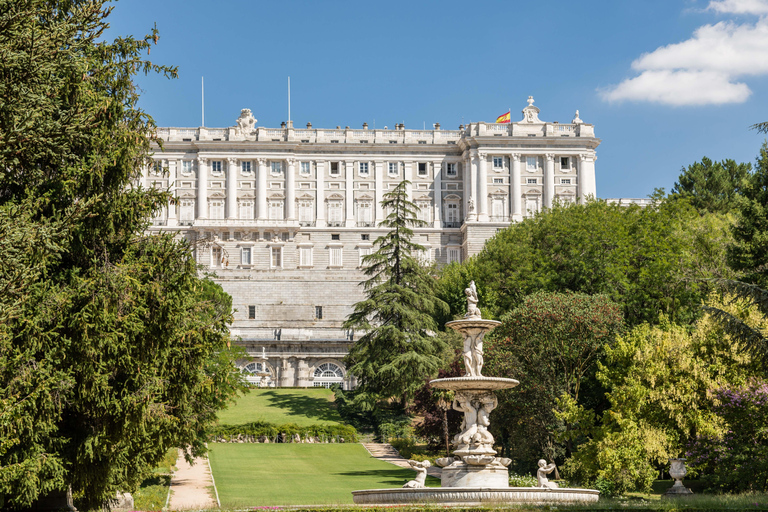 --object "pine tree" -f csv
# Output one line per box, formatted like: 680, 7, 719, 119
343, 180, 449, 406
0, 2, 243, 509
